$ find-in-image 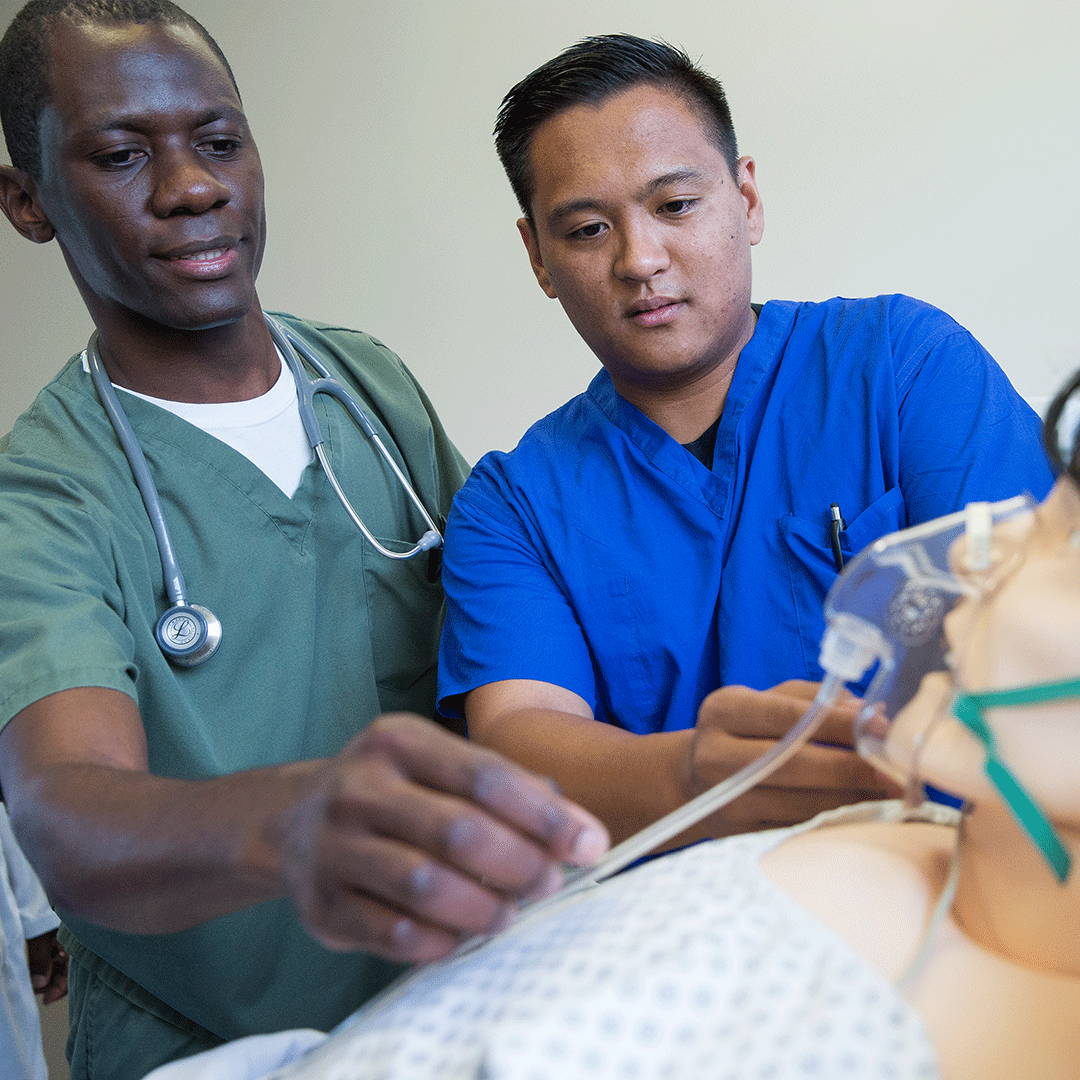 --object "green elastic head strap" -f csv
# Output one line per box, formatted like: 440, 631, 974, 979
951, 676, 1080, 884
